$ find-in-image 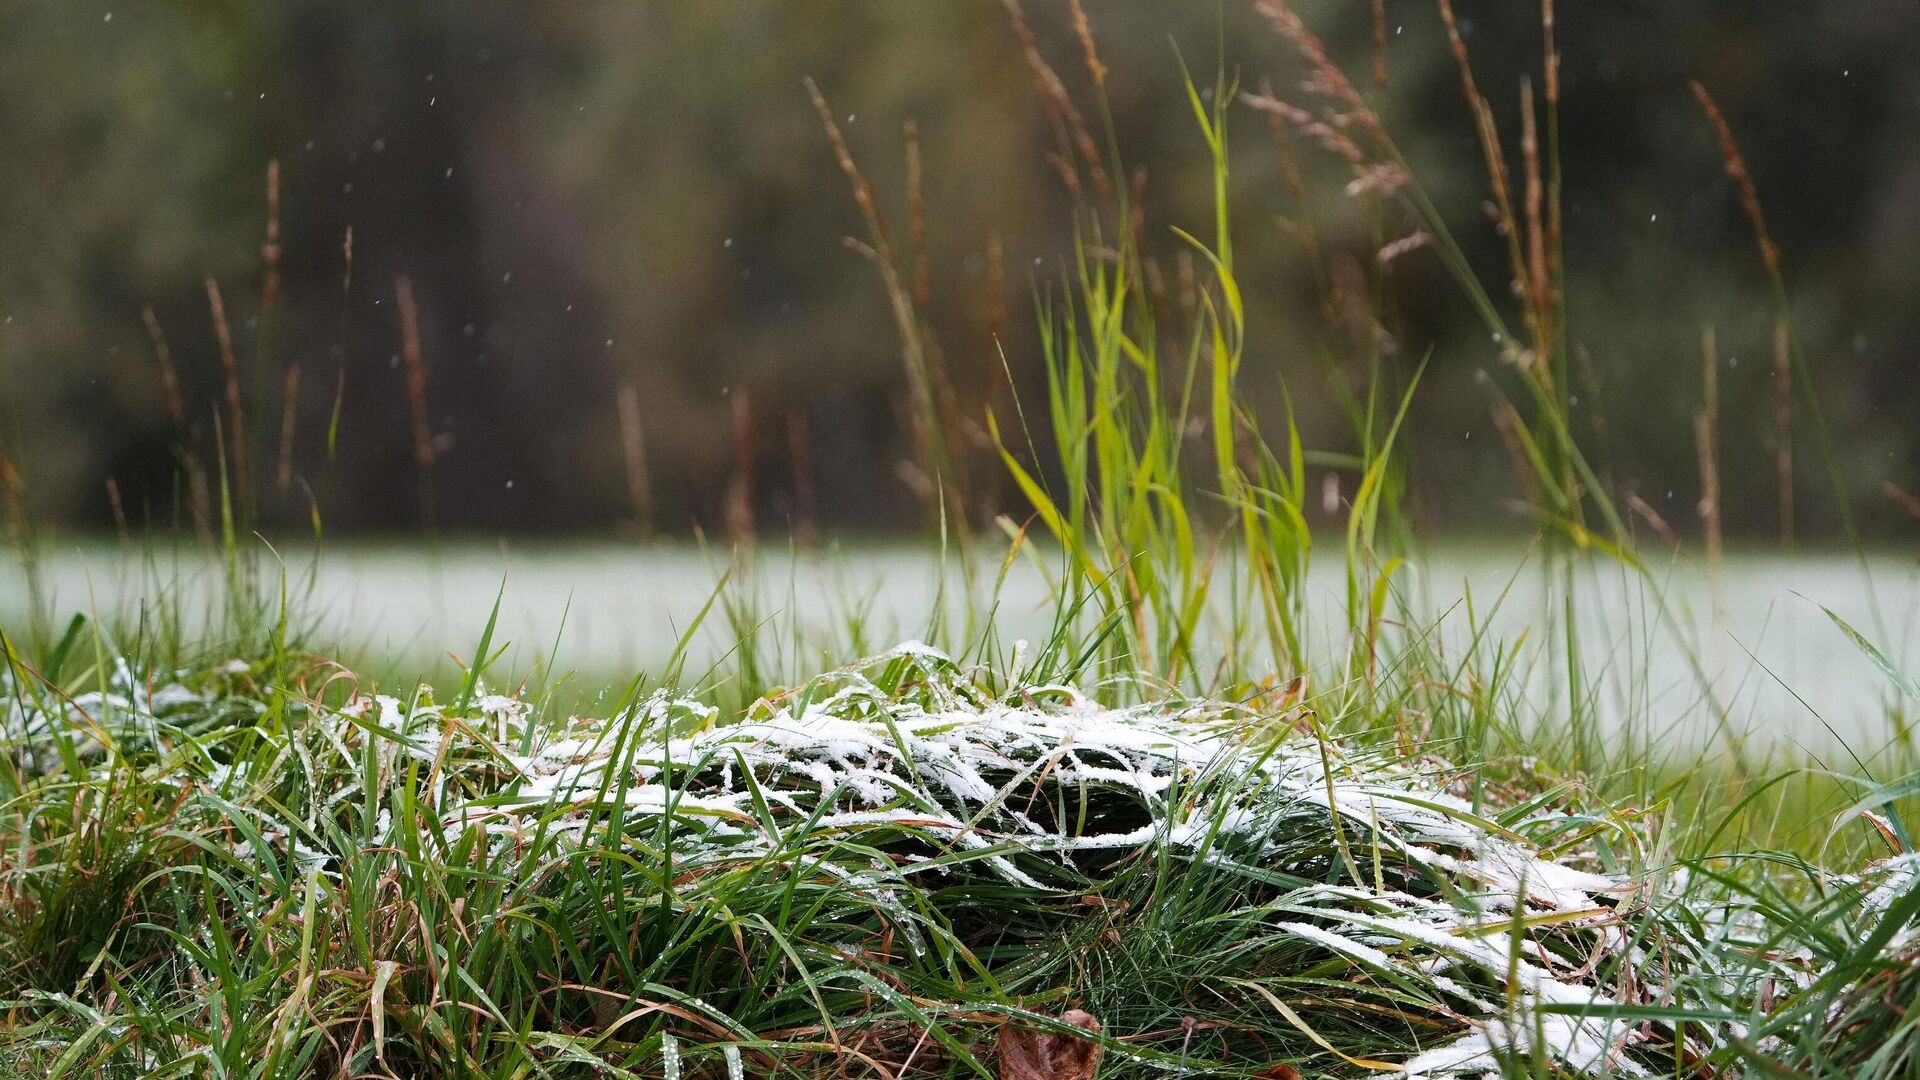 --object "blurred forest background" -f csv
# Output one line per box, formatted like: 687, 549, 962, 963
2, 1, 1917, 541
